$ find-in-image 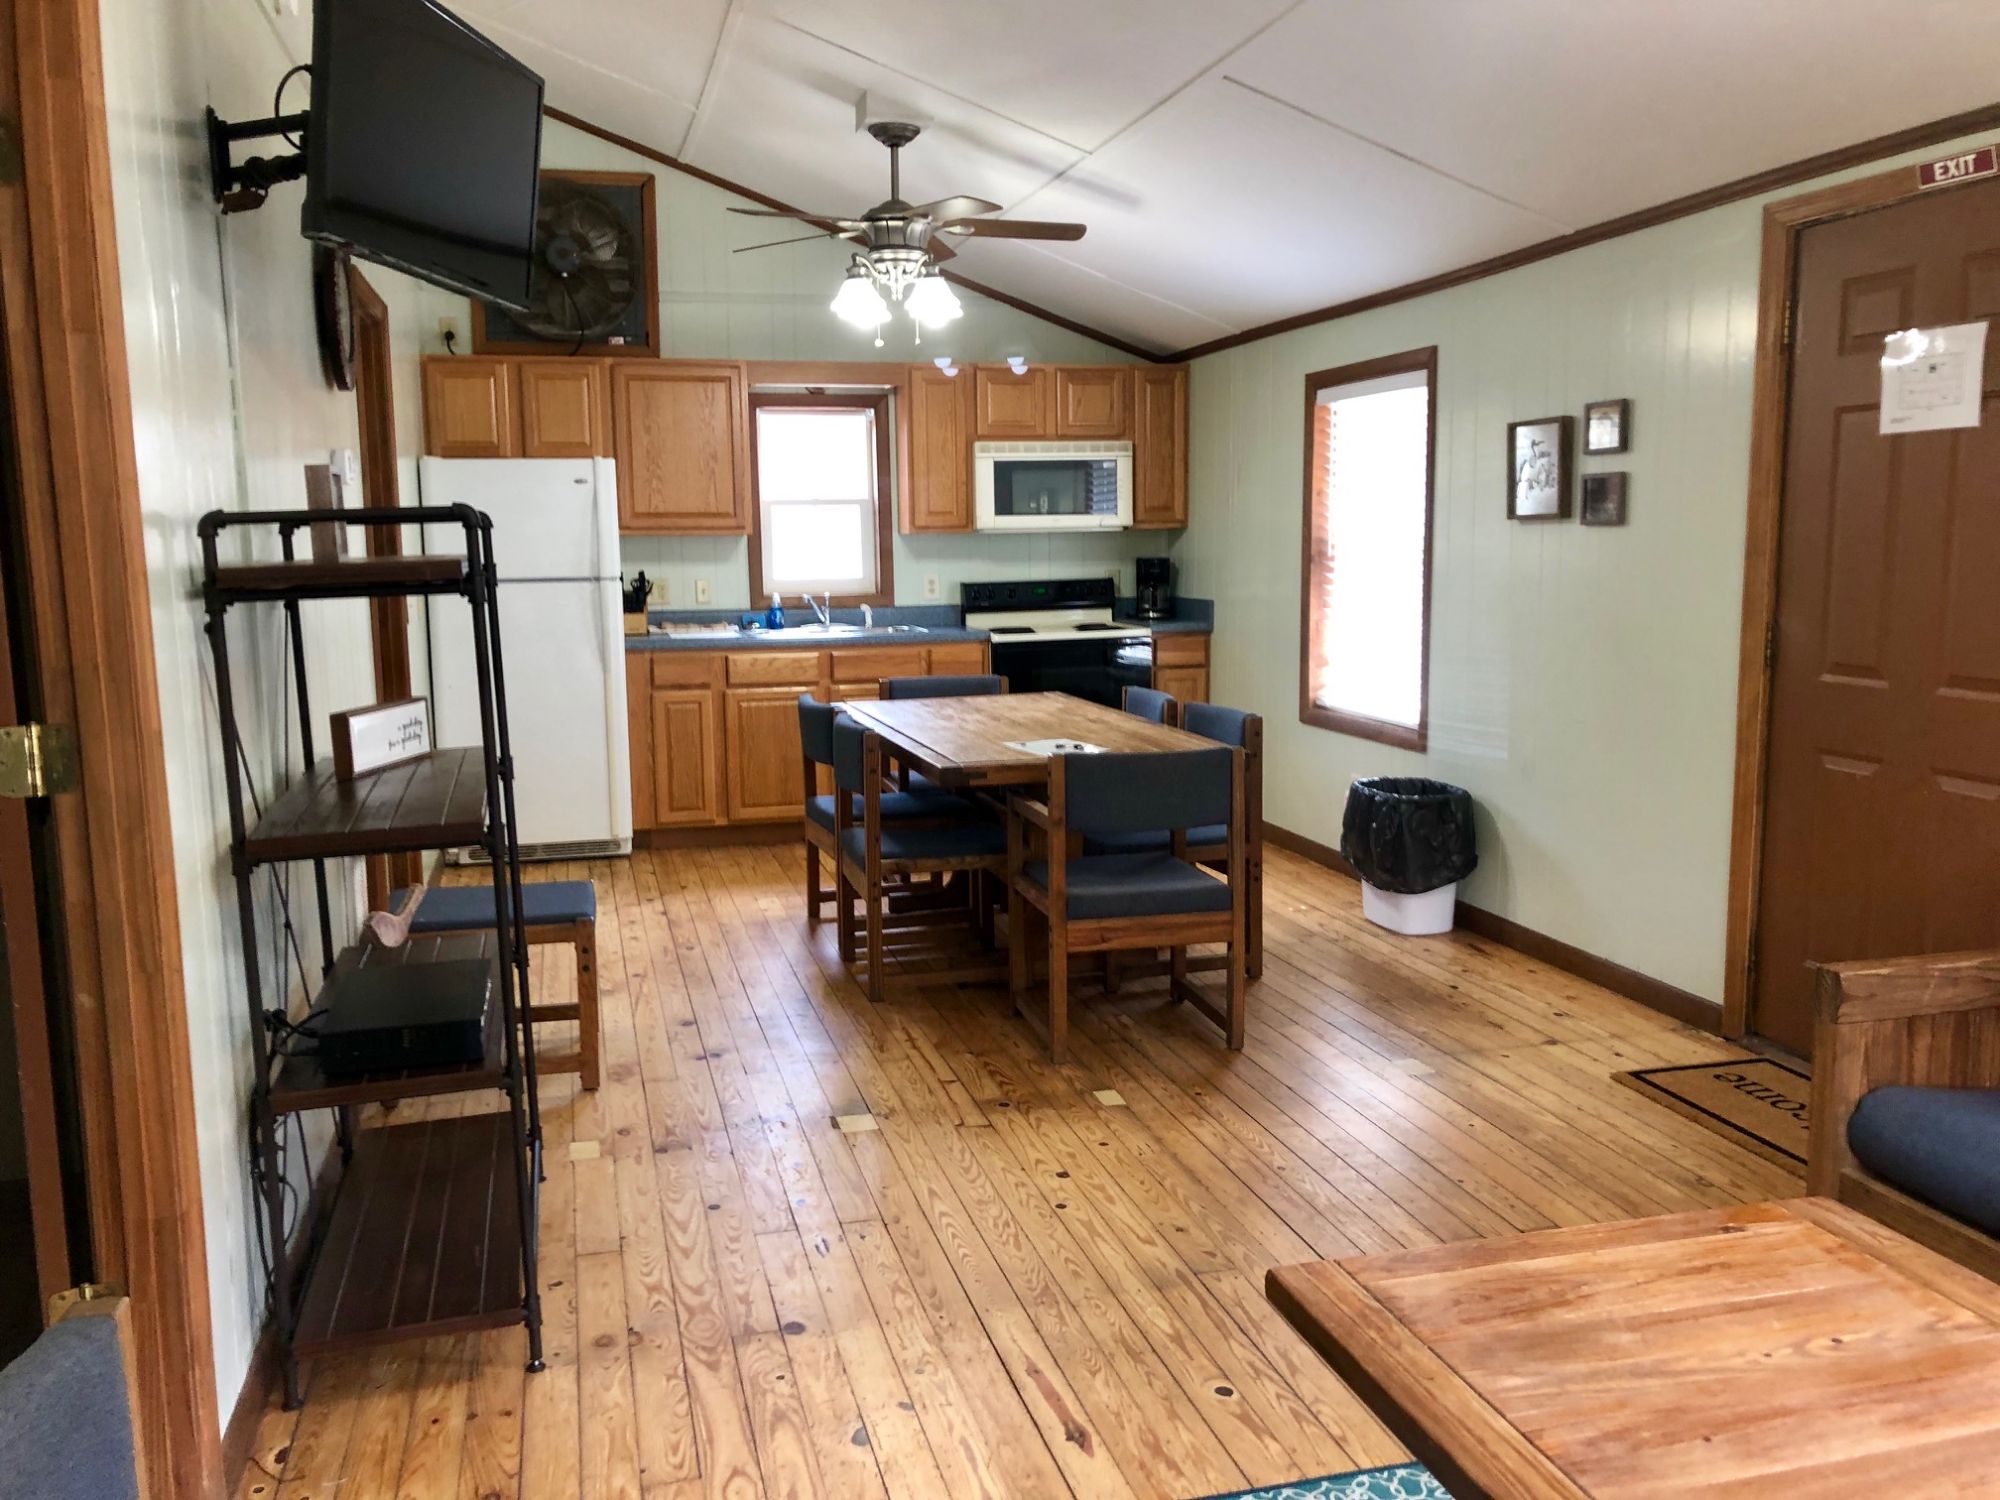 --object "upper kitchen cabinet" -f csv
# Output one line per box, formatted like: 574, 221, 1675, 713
974, 364, 1053, 437
904, 365, 975, 532
613, 361, 751, 534
1133, 364, 1189, 529
423, 356, 518, 458
516, 358, 611, 458
1053, 367, 1130, 438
